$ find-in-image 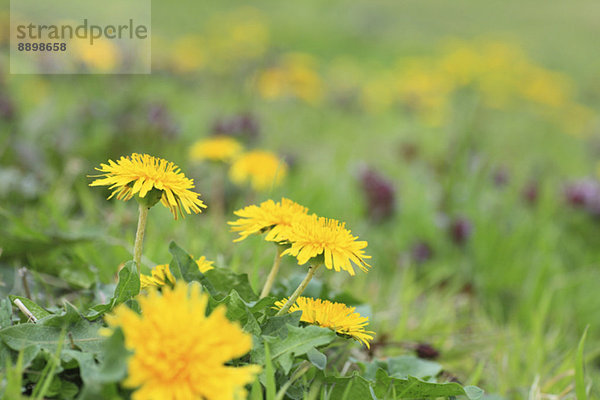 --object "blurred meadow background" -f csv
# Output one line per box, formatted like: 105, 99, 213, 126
2, 0, 600, 398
